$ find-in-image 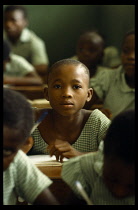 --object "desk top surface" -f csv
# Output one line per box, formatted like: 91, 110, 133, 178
28, 155, 68, 179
